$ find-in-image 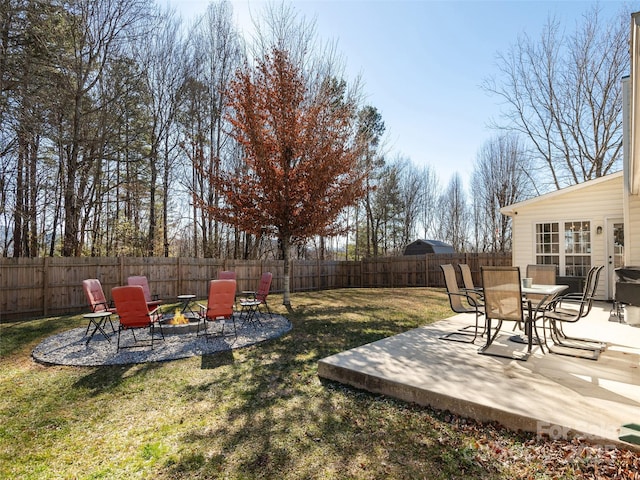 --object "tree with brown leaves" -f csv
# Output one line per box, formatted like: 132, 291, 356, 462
203, 47, 366, 307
